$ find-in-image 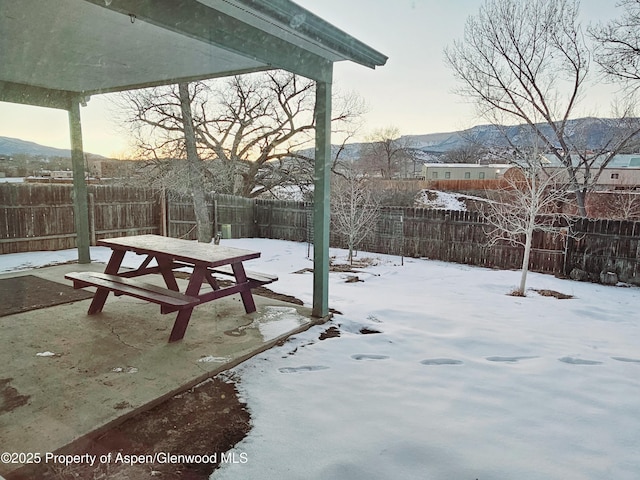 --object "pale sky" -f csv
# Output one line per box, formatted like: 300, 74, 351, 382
0, 0, 624, 158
